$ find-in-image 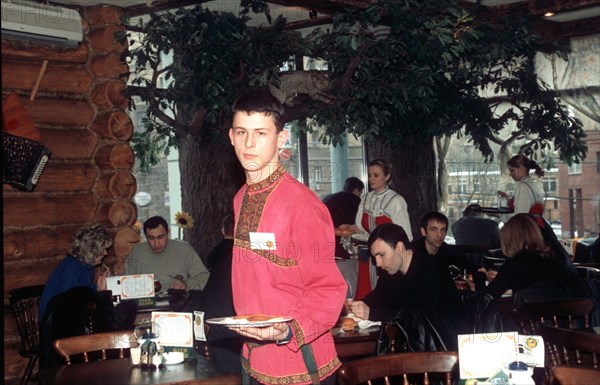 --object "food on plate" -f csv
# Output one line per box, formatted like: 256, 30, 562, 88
233, 314, 286, 322
341, 317, 357, 331
335, 227, 354, 237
